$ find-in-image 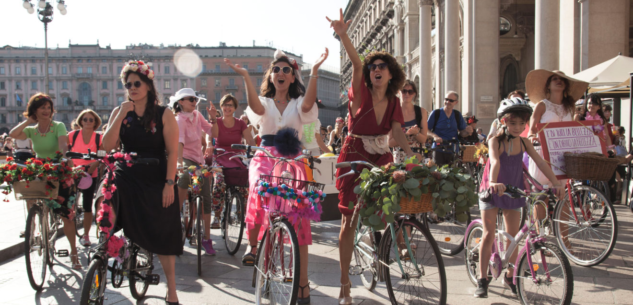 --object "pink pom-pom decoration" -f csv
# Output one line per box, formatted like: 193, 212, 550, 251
272, 182, 278, 188
317, 190, 323, 196
264, 192, 271, 197
106, 236, 126, 258
124, 153, 133, 161
77, 172, 93, 190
